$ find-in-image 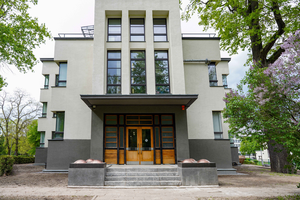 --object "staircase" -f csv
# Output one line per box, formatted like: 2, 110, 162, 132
105, 166, 182, 186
